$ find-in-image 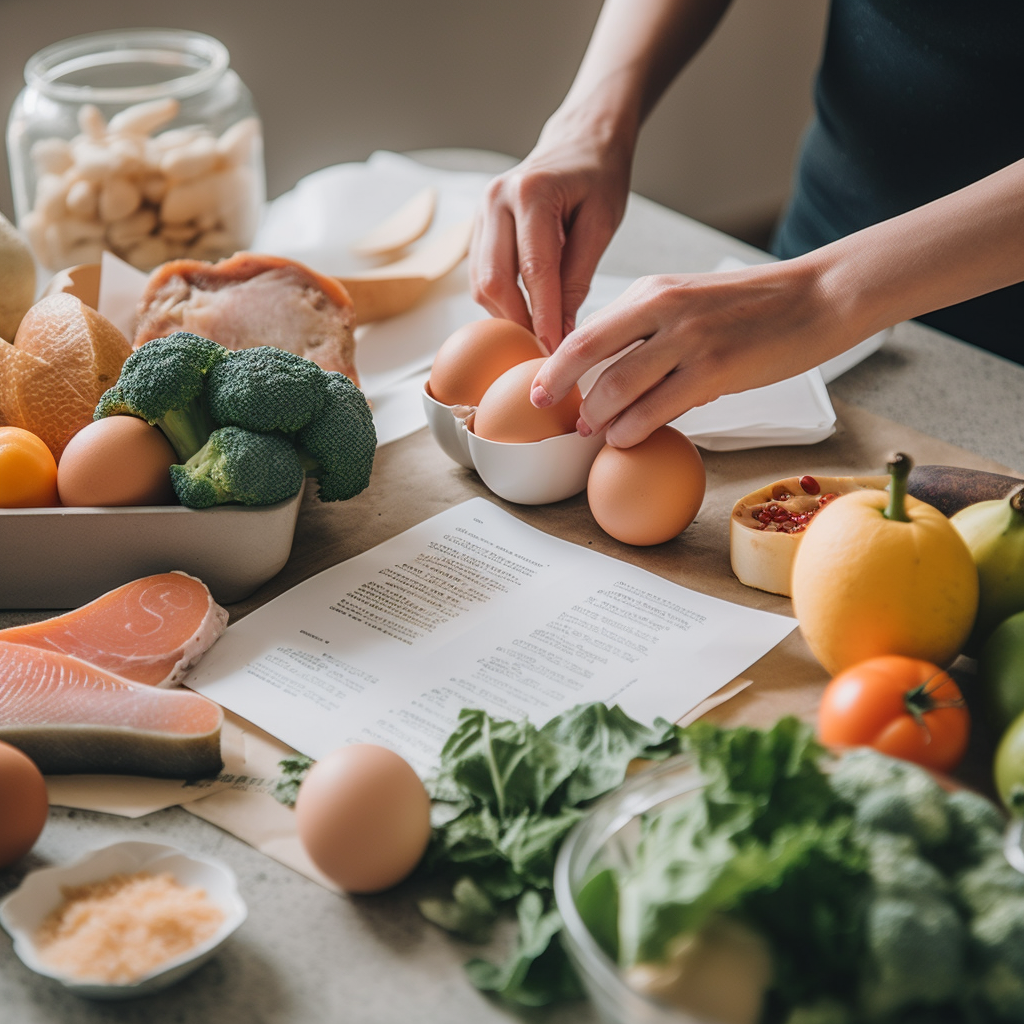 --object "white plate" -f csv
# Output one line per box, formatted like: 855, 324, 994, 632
0, 841, 246, 1000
